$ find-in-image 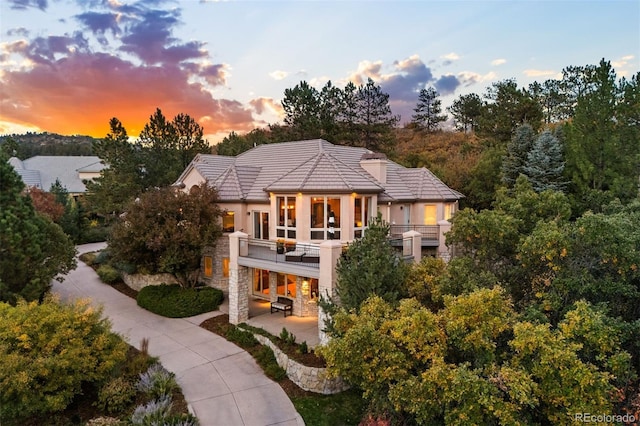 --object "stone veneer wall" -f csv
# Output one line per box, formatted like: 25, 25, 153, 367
200, 238, 230, 293
122, 272, 178, 291
253, 334, 349, 395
